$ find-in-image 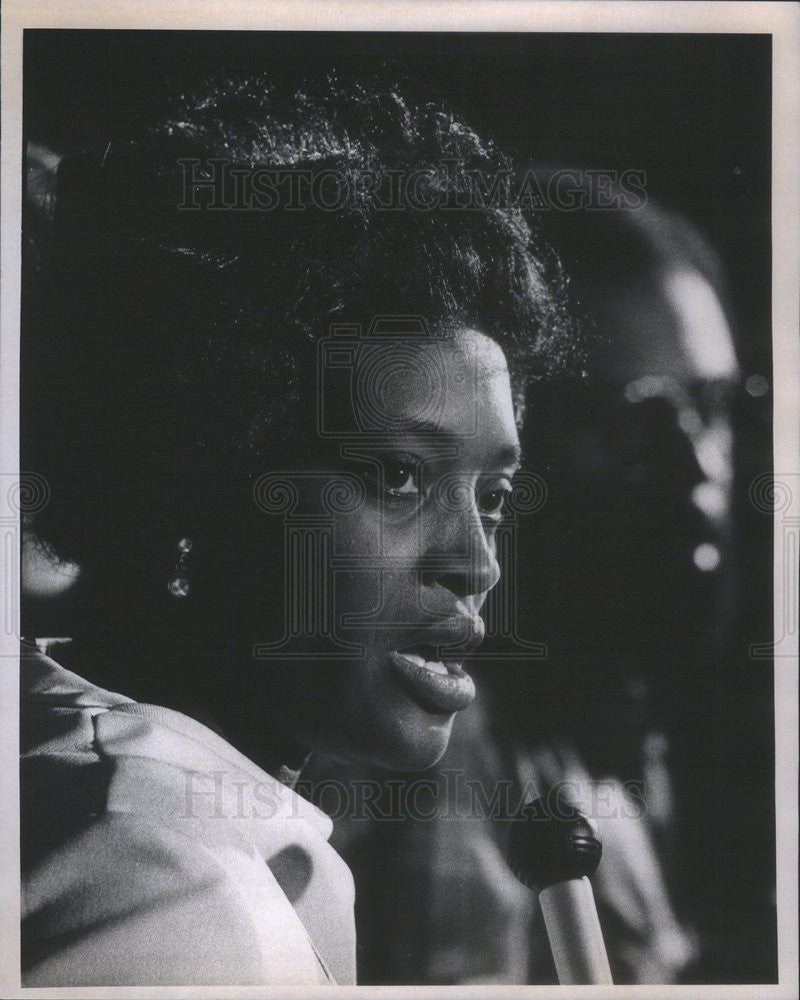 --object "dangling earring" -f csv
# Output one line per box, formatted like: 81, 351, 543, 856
167, 537, 193, 597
